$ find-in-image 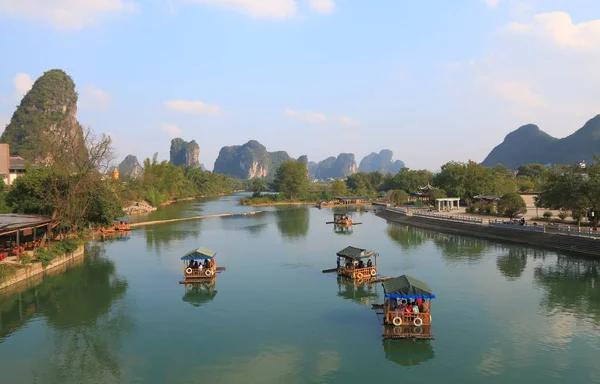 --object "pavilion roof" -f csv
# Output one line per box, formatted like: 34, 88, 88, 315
336, 246, 378, 260
383, 275, 435, 299
181, 247, 217, 260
